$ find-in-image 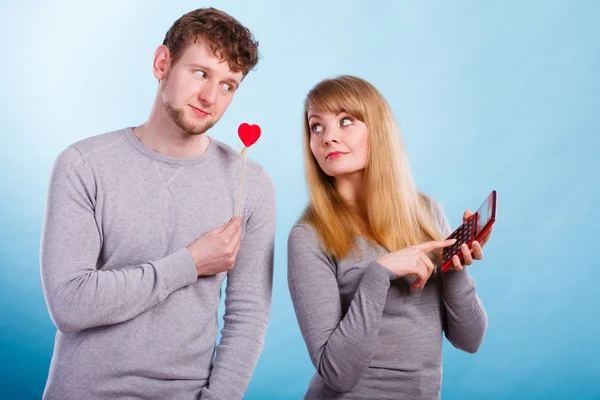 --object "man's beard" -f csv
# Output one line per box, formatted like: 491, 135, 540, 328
160, 79, 215, 136
163, 101, 215, 136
